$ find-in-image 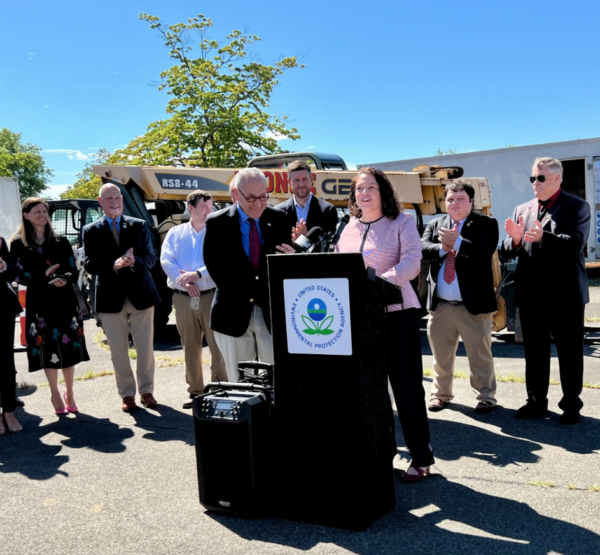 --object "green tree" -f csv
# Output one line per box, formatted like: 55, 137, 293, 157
435, 148, 458, 156
60, 149, 111, 199
0, 128, 53, 198
112, 13, 303, 168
